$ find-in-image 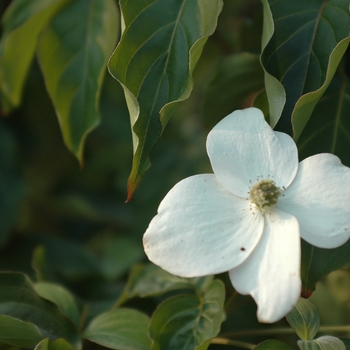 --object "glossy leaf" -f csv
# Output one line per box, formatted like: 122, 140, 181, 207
298, 336, 346, 350
115, 263, 213, 307
298, 74, 350, 167
286, 298, 319, 341
33, 282, 80, 328
35, 338, 75, 350
0, 0, 69, 108
83, 308, 151, 350
0, 315, 43, 348
300, 239, 350, 297
37, 0, 119, 161
254, 340, 292, 350
203, 52, 264, 128
260, 0, 350, 134
149, 279, 225, 350
108, 0, 223, 199
0, 272, 80, 348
